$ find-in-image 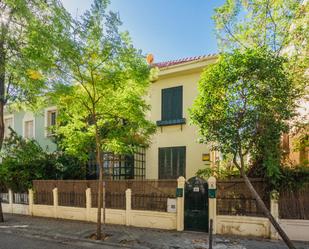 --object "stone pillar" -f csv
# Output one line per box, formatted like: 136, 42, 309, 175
52, 188, 58, 218
28, 189, 34, 216
86, 188, 91, 222
176, 176, 185, 231
125, 189, 132, 226
8, 189, 13, 213
208, 176, 217, 234
270, 190, 279, 240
